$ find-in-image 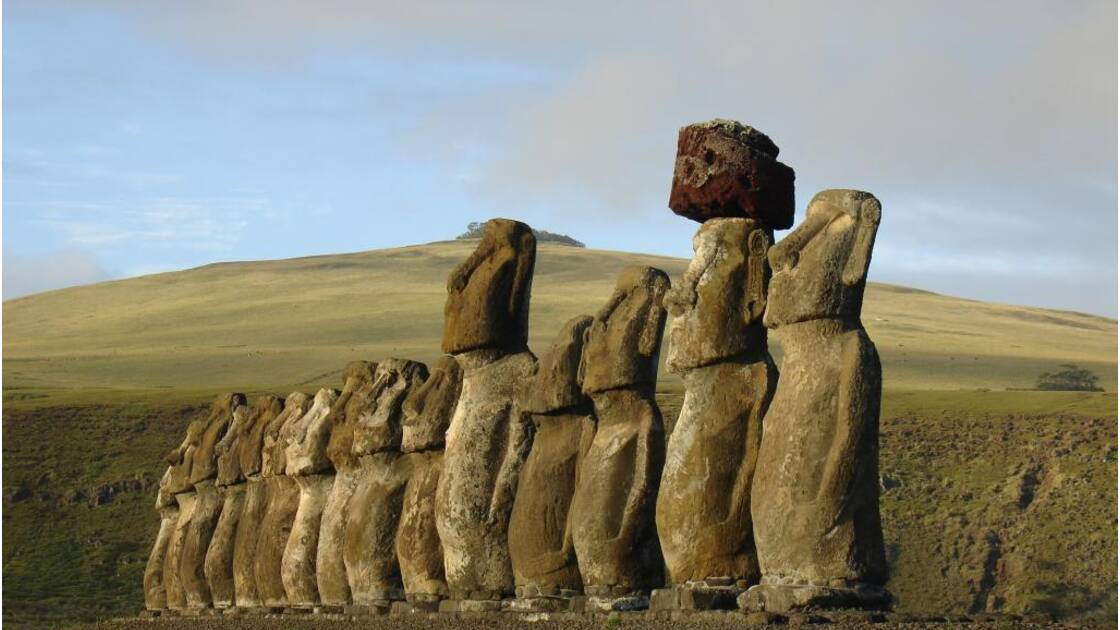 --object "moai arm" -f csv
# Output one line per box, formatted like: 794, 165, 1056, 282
819, 333, 881, 516
617, 413, 660, 546
487, 404, 533, 524
562, 416, 597, 557
638, 286, 669, 359
507, 230, 536, 323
